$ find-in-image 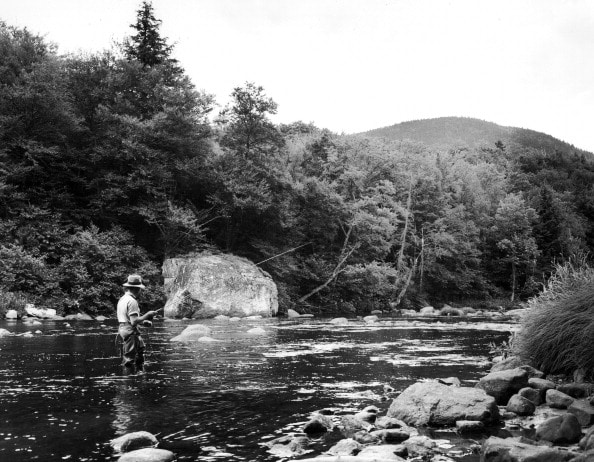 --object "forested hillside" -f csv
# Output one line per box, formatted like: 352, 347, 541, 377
363, 116, 592, 160
1, 3, 594, 317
